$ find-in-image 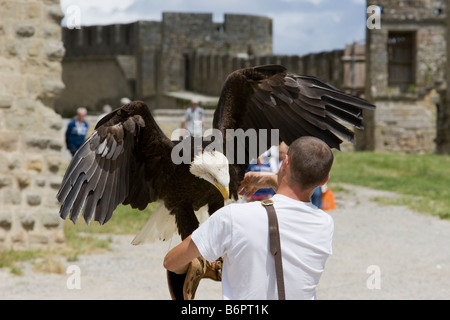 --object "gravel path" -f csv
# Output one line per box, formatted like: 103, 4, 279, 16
1, 184, 449, 300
